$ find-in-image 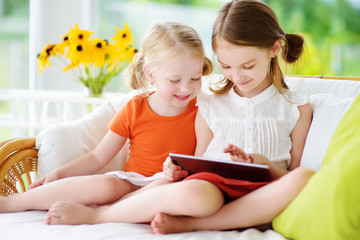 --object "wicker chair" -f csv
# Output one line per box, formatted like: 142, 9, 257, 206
0, 137, 38, 196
